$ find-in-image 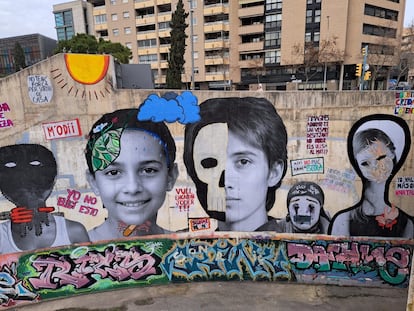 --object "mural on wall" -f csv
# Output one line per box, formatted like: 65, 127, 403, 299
329, 114, 413, 237
183, 97, 287, 232
0, 144, 89, 254
259, 181, 330, 234
51, 54, 112, 100
1, 53, 414, 308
